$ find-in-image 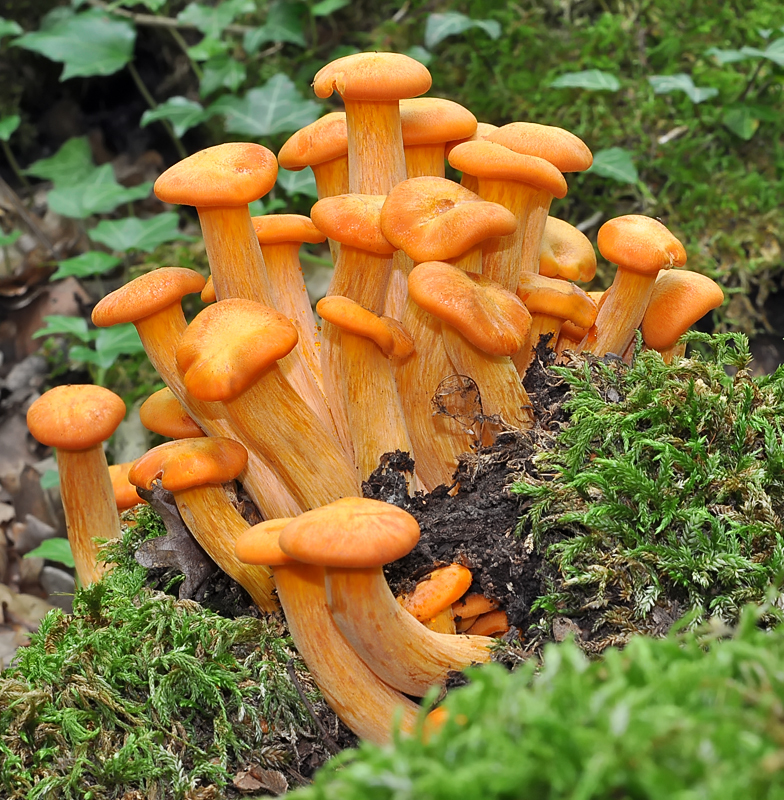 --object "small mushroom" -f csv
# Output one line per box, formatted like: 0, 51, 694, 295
109, 461, 145, 512
538, 216, 597, 283
139, 387, 205, 439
